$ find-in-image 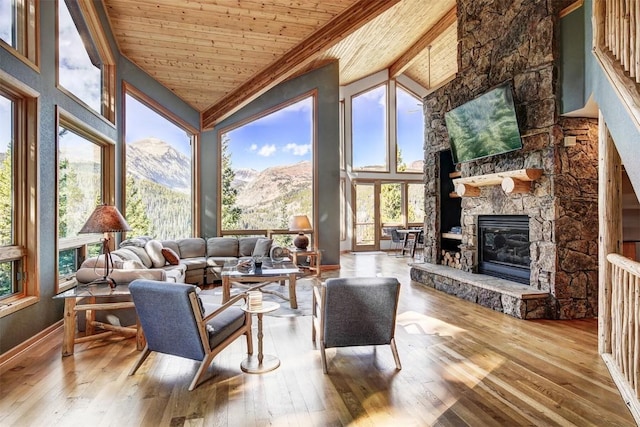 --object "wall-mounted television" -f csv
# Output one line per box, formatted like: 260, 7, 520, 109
444, 83, 523, 164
